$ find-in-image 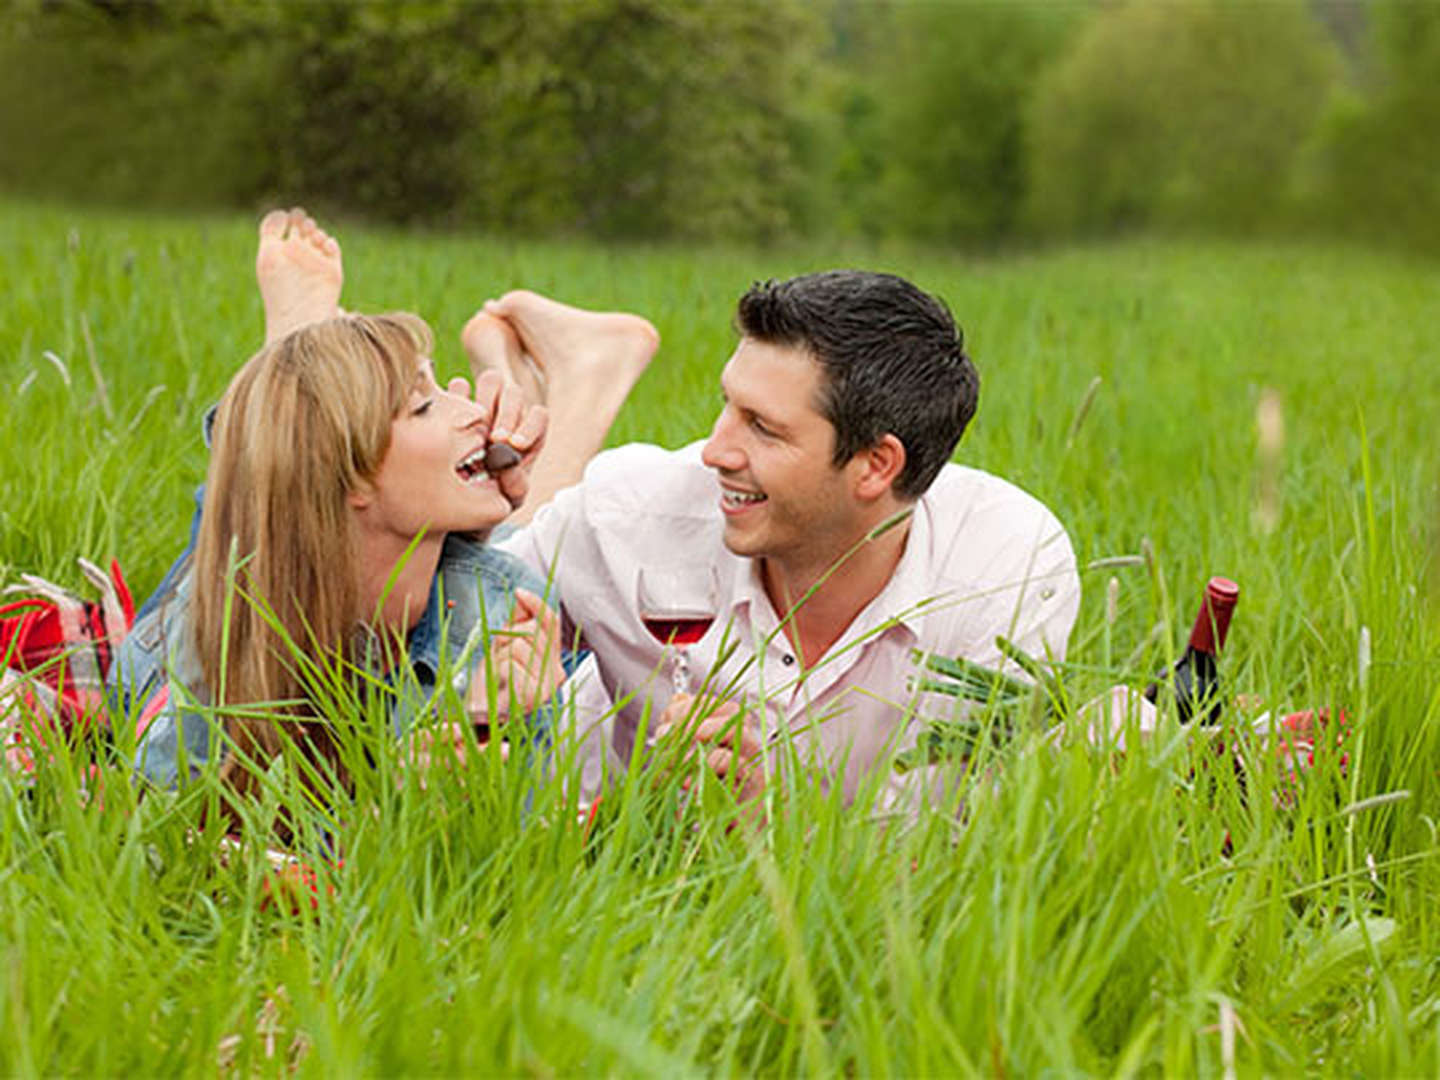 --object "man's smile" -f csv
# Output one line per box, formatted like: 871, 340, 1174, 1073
719, 486, 767, 513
